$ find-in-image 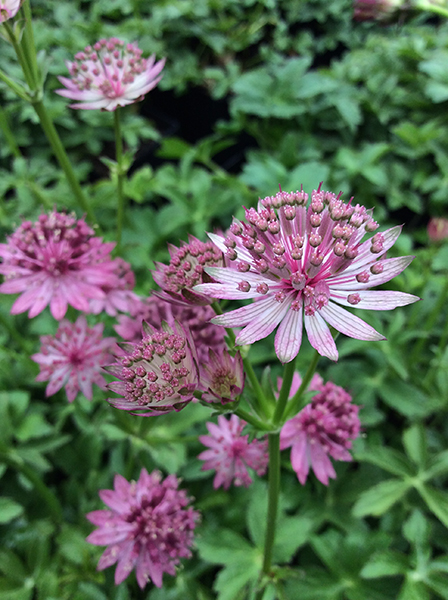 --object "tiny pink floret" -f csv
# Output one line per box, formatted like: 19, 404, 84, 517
86, 469, 199, 589
0, 0, 21, 22
56, 37, 165, 111
31, 315, 116, 402
199, 349, 245, 405
198, 415, 268, 489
